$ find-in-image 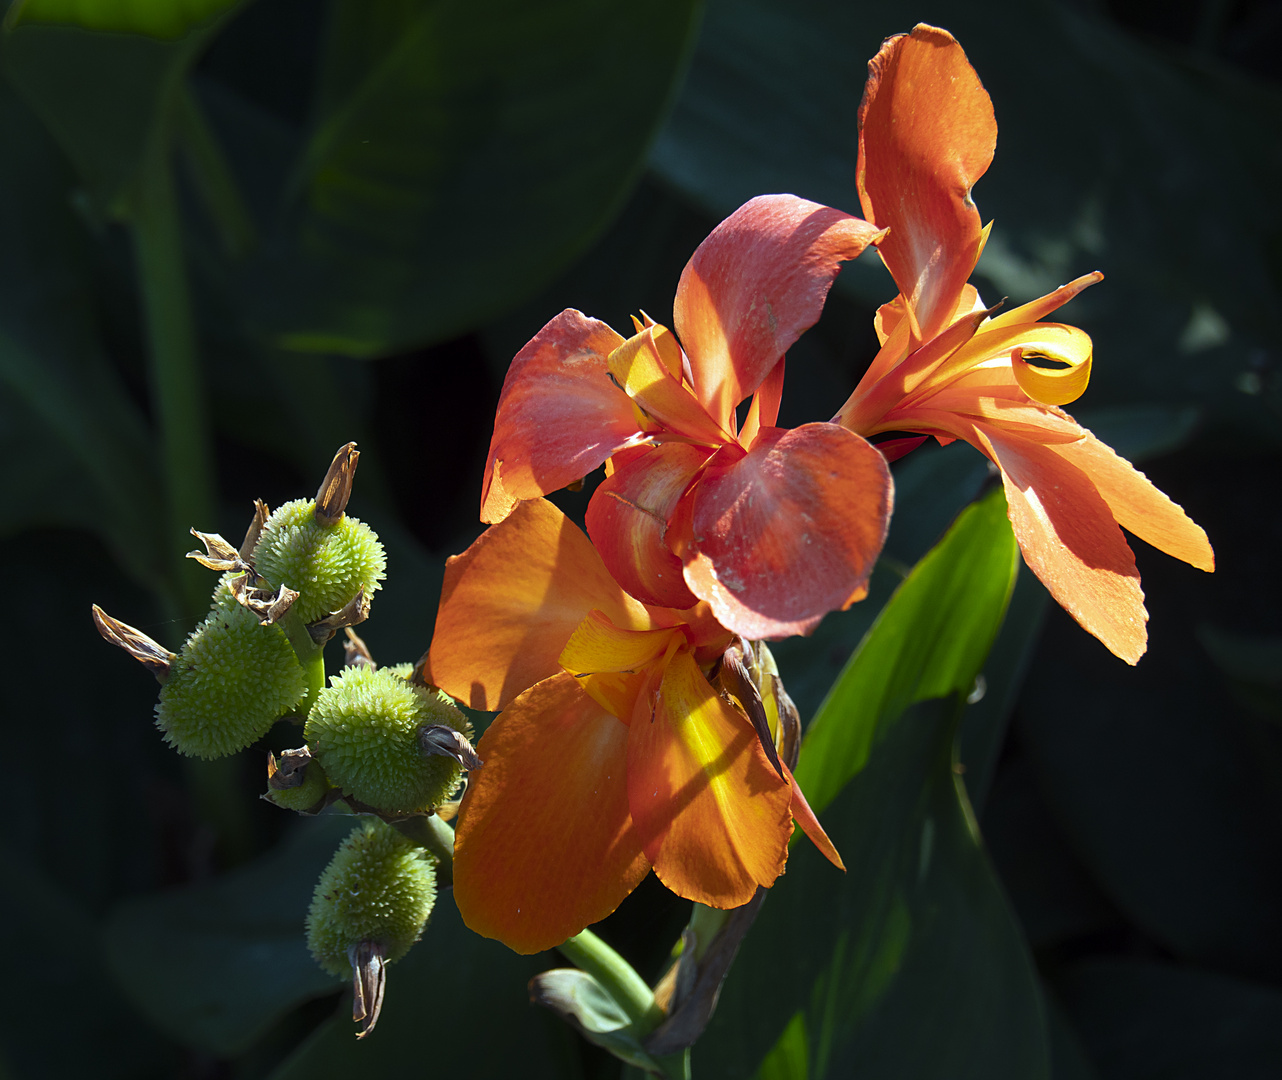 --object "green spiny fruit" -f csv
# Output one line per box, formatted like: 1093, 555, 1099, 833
155, 588, 307, 759
306, 820, 436, 978
253, 498, 386, 624
305, 666, 471, 812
